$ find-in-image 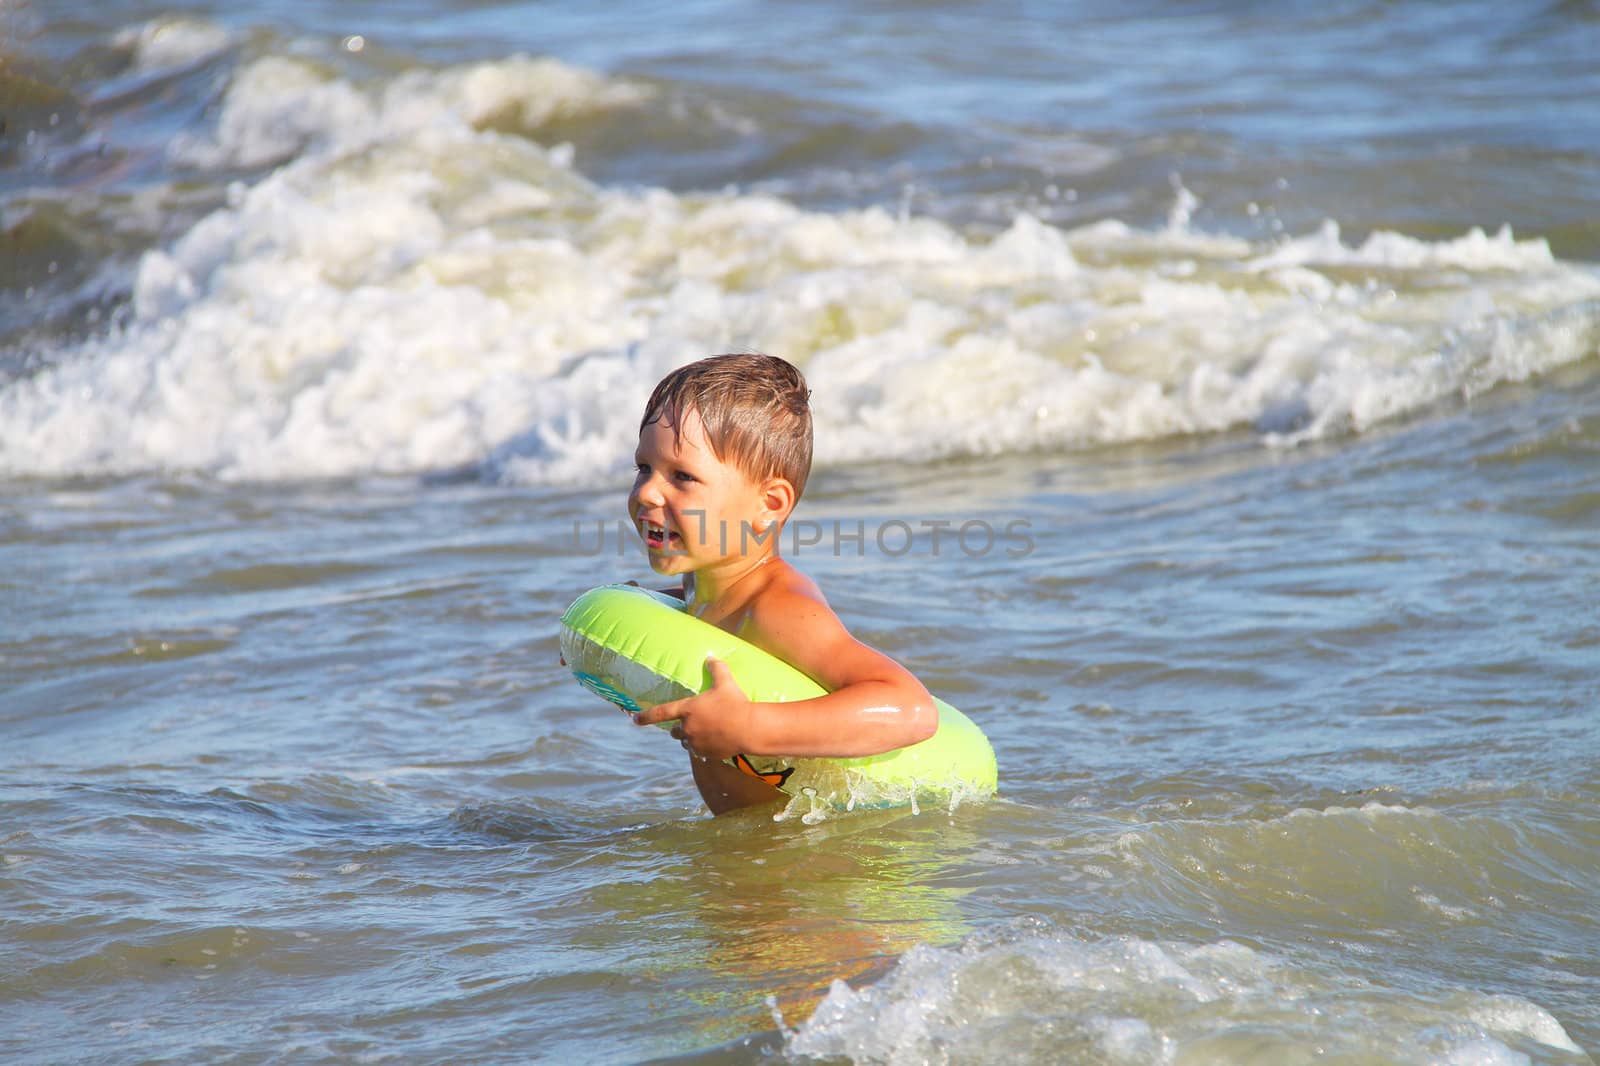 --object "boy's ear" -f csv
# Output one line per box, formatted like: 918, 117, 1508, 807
758, 476, 797, 528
